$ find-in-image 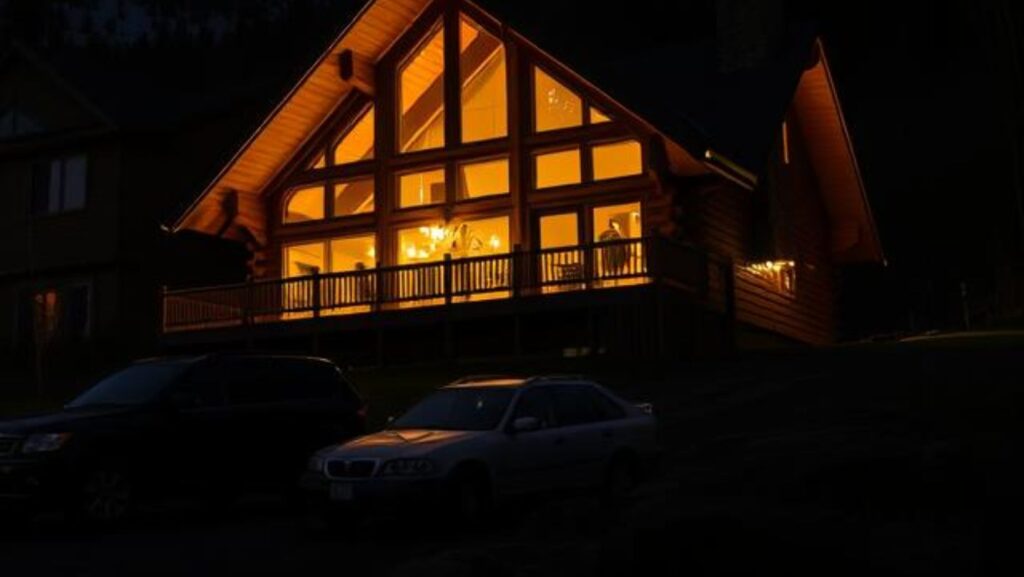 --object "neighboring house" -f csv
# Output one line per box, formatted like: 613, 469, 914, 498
0, 43, 252, 389
165, 0, 884, 363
